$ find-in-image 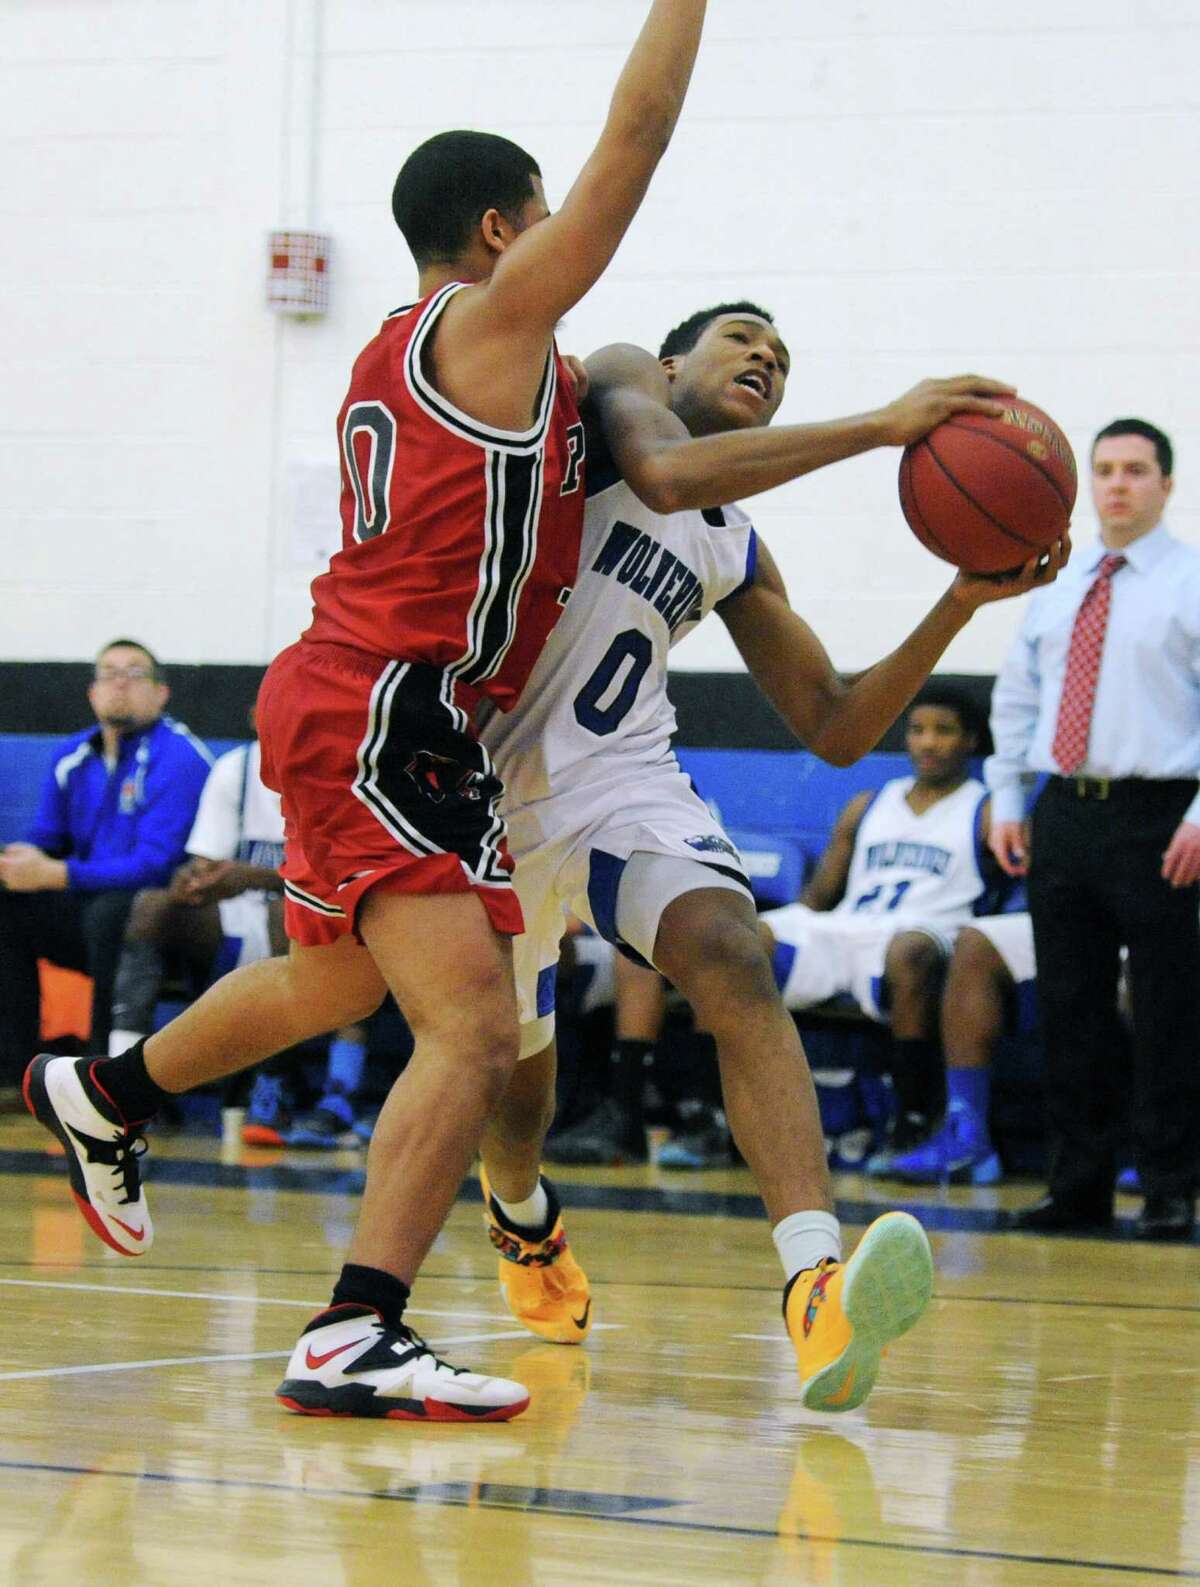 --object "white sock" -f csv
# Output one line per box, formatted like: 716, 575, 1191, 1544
494, 1181, 550, 1232
107, 1029, 147, 1057
772, 1210, 843, 1283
